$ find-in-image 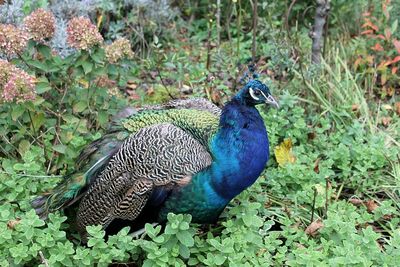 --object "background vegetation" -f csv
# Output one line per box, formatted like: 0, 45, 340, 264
0, 0, 399, 266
